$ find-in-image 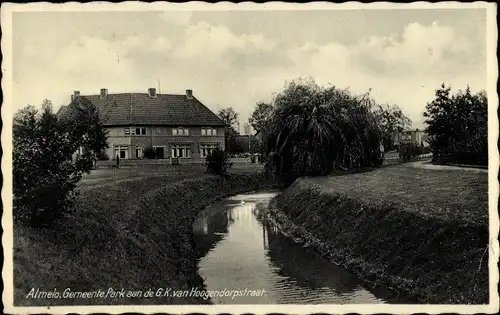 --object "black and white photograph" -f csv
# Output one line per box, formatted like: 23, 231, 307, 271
1, 2, 498, 314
